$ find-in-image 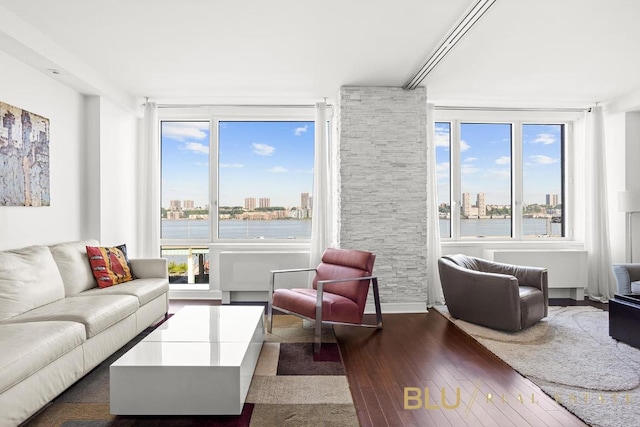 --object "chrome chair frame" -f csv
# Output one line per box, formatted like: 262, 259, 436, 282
267, 267, 383, 352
